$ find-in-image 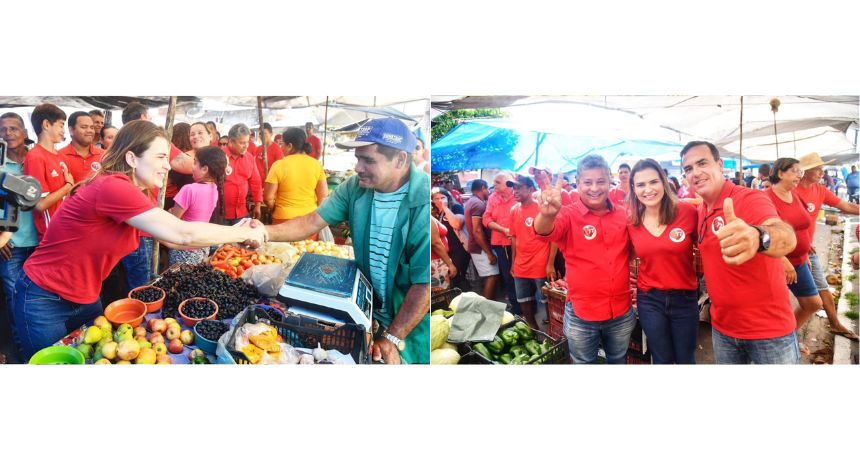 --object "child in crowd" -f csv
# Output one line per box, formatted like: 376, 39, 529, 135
167, 146, 227, 265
